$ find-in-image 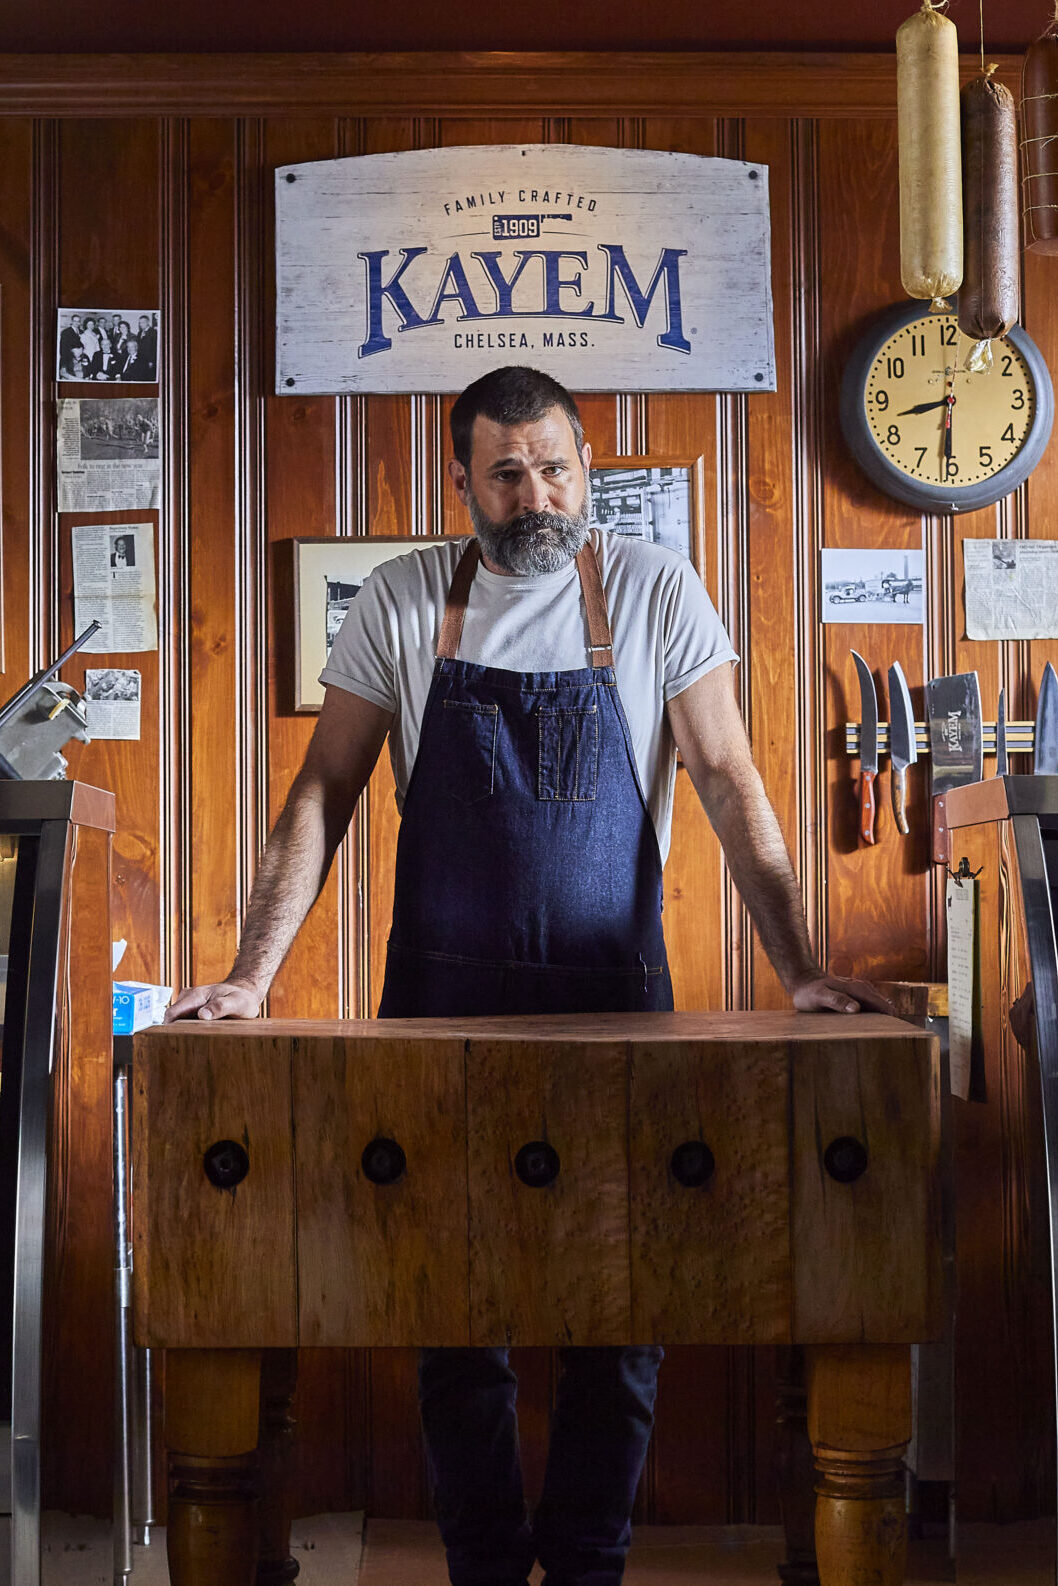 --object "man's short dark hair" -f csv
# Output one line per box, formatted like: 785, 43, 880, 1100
450, 366, 584, 468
